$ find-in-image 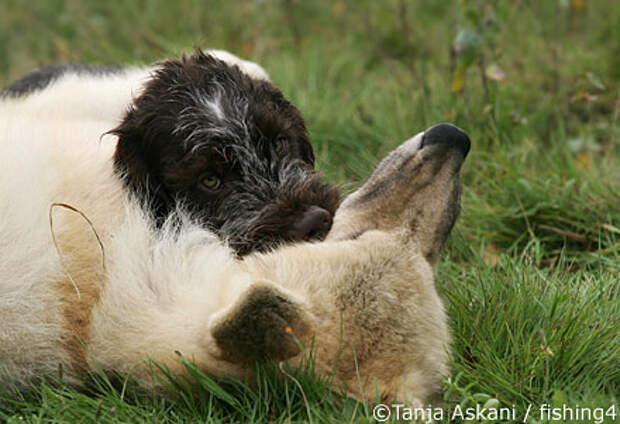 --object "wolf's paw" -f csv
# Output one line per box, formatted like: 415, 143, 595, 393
210, 282, 311, 364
